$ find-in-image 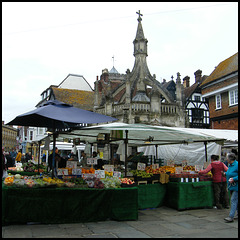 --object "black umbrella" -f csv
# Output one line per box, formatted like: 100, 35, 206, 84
7, 100, 117, 177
